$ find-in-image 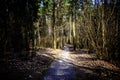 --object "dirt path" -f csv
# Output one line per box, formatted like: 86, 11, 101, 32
41, 47, 120, 80
41, 48, 76, 80
1, 48, 119, 80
